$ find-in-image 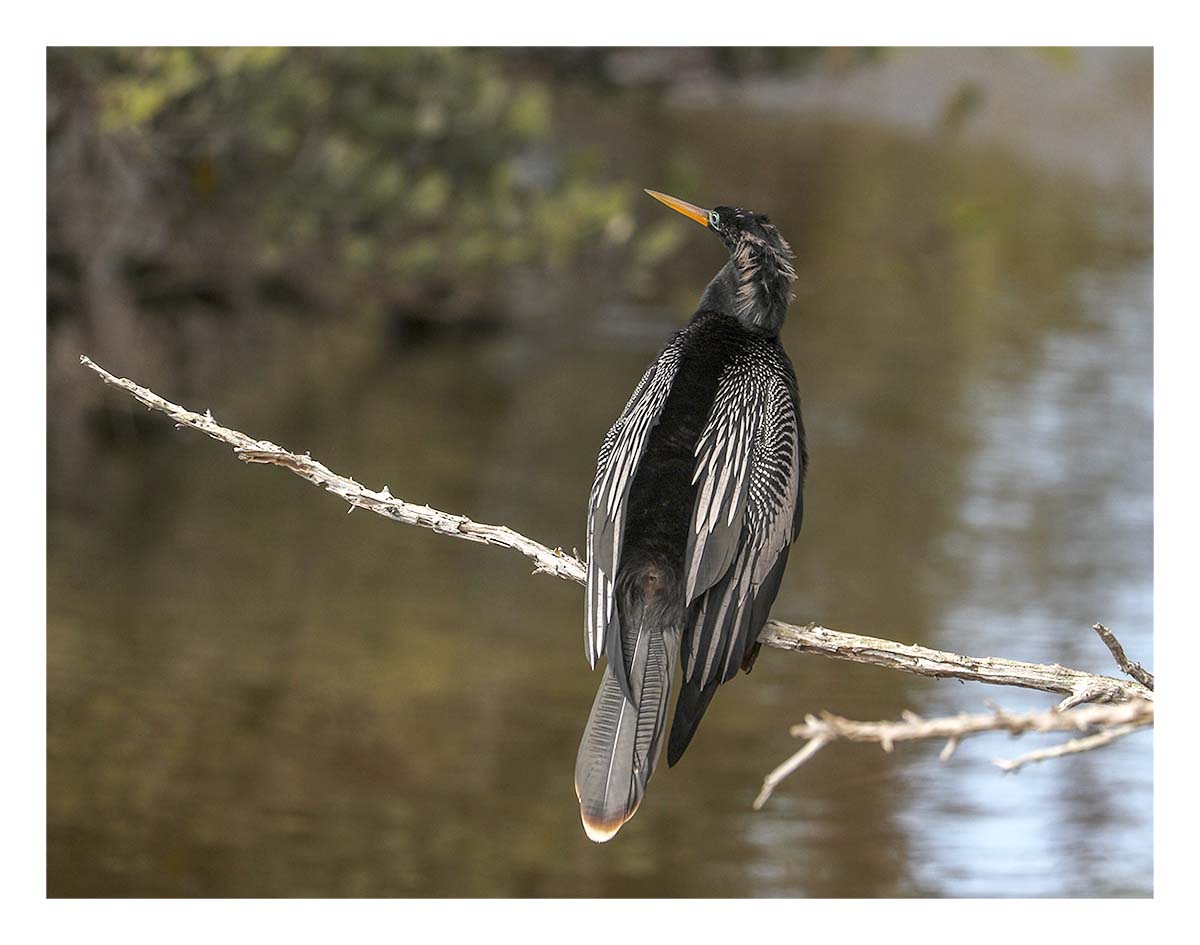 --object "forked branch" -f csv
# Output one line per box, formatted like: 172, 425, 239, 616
80, 355, 1153, 804
753, 699, 1153, 809
78, 356, 1151, 704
